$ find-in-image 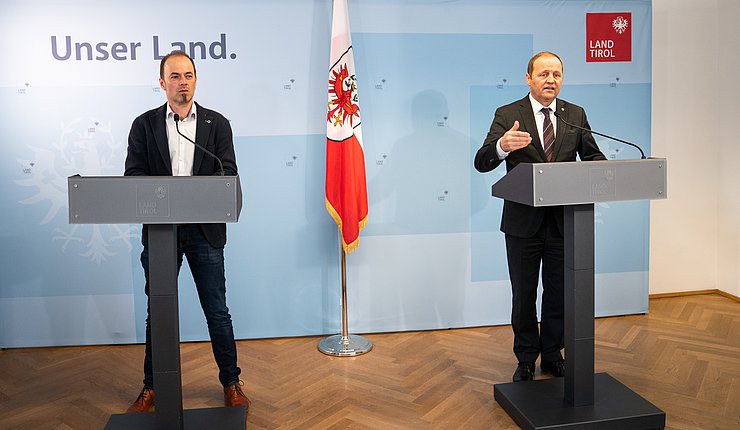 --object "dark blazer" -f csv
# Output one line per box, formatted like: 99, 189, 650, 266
124, 102, 238, 248
474, 95, 605, 238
